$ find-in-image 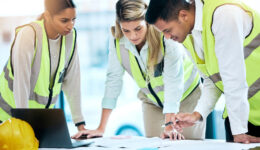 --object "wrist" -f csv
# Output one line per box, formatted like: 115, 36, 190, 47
165, 113, 175, 122
77, 124, 86, 131
193, 112, 202, 121
75, 121, 85, 127
98, 125, 106, 132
